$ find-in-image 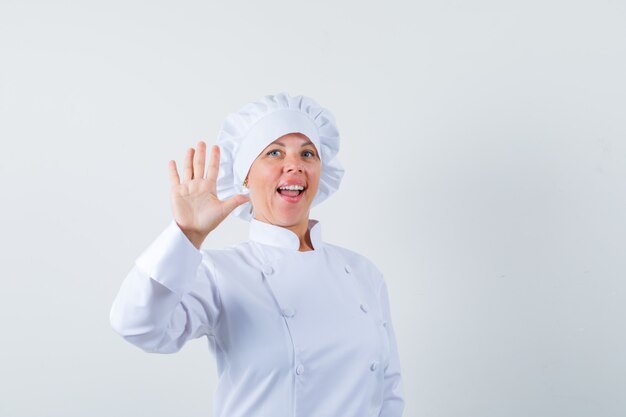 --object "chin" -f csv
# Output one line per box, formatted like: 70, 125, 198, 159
269, 206, 311, 226
274, 212, 307, 226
